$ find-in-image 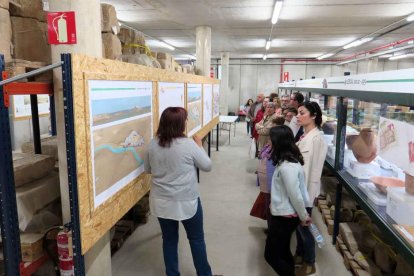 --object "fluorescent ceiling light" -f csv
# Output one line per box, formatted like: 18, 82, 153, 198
343, 37, 373, 49
263, 54, 267, 60
317, 53, 334, 60
407, 13, 414, 21
271, 1, 283, 24
379, 54, 392, 58
265, 40, 271, 50
389, 53, 414, 60
160, 41, 175, 51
